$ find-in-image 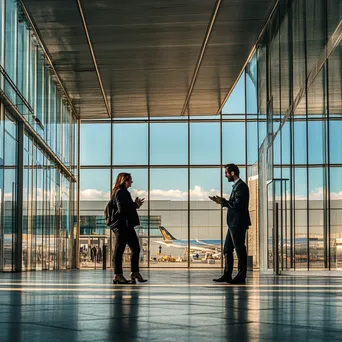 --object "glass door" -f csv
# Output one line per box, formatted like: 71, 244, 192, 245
267, 179, 288, 274
2, 112, 18, 271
